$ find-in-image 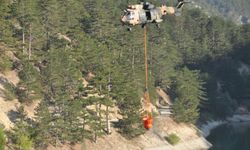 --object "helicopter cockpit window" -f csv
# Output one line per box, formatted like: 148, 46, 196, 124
127, 11, 135, 20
